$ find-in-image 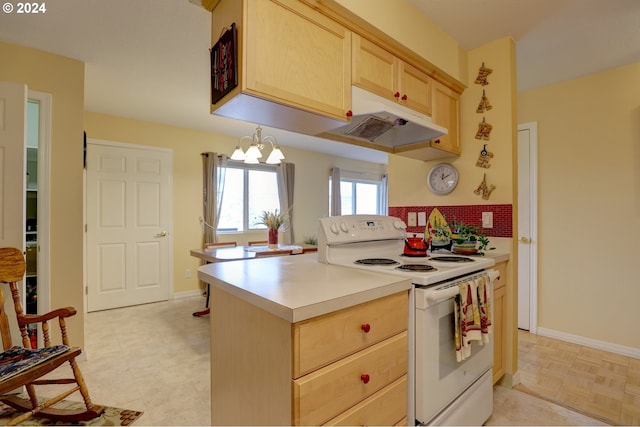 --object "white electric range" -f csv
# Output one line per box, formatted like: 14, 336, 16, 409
318, 215, 498, 426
